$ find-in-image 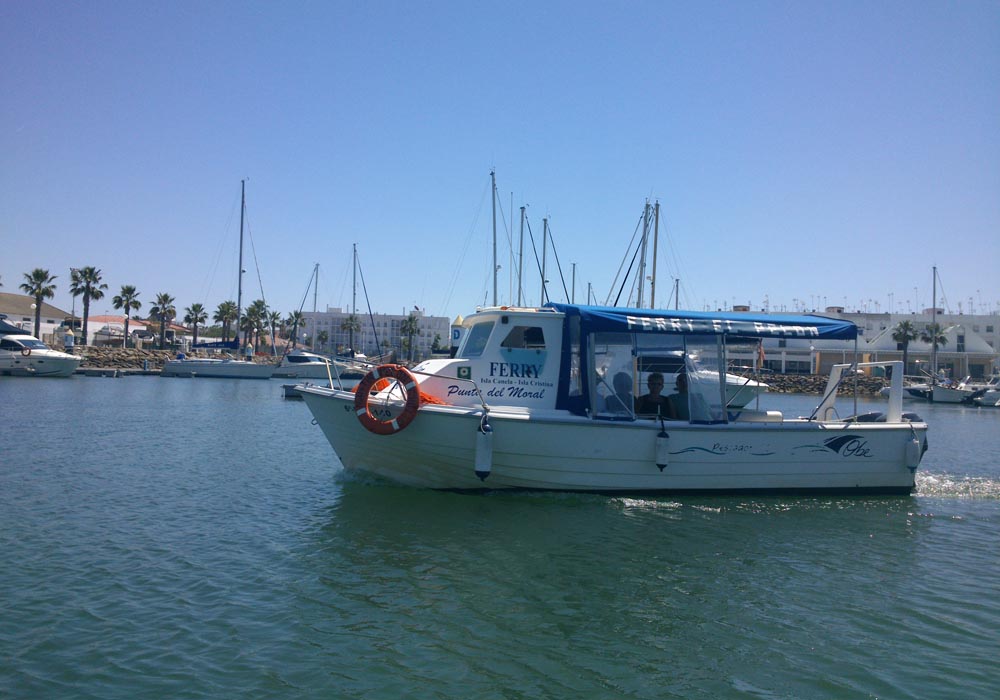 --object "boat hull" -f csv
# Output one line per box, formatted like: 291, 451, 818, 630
161, 358, 275, 379
300, 388, 924, 494
0, 350, 81, 377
